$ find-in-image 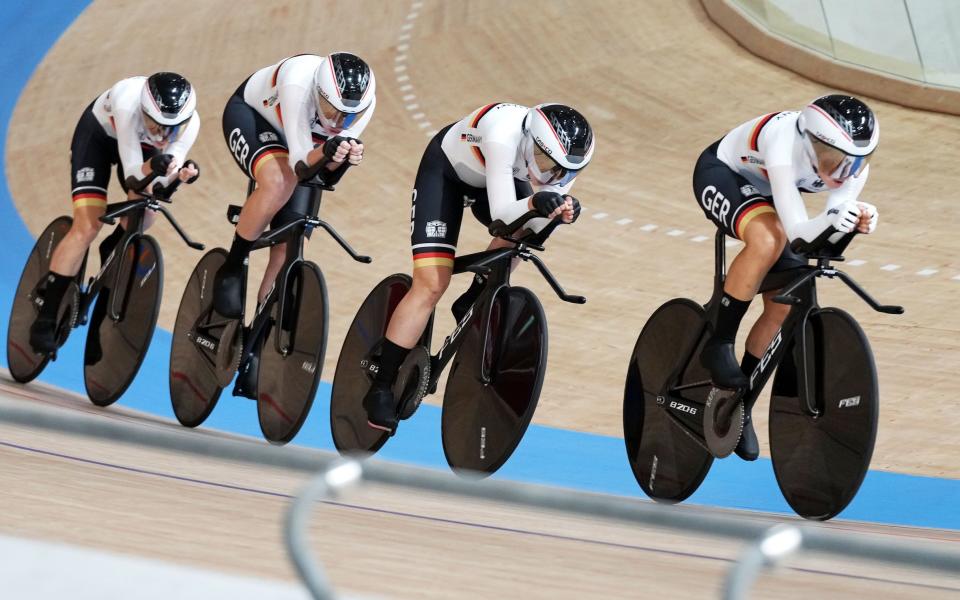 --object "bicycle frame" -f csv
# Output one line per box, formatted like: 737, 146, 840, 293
661, 230, 903, 425
77, 181, 203, 326
426, 221, 586, 390
234, 181, 371, 360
